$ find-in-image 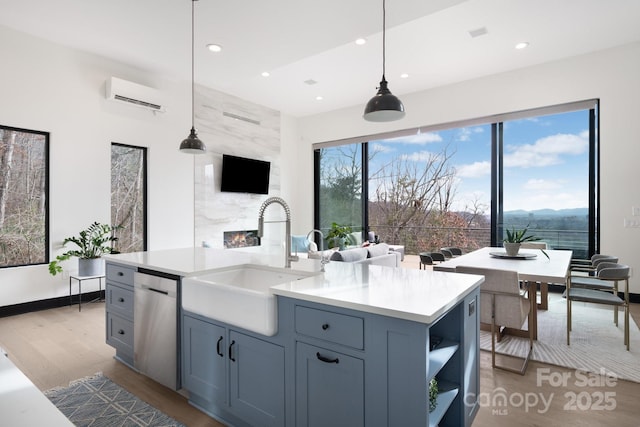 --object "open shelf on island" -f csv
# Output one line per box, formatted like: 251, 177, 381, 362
428, 380, 459, 427
427, 339, 459, 379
